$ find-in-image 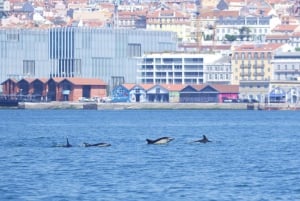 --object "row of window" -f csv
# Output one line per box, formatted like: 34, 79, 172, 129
142, 58, 203, 63
208, 74, 230, 80
141, 78, 203, 84
147, 18, 188, 23
276, 64, 300, 70
217, 28, 268, 34
234, 52, 272, 60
